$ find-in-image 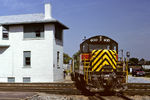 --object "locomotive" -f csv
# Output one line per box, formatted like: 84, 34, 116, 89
71, 35, 128, 92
